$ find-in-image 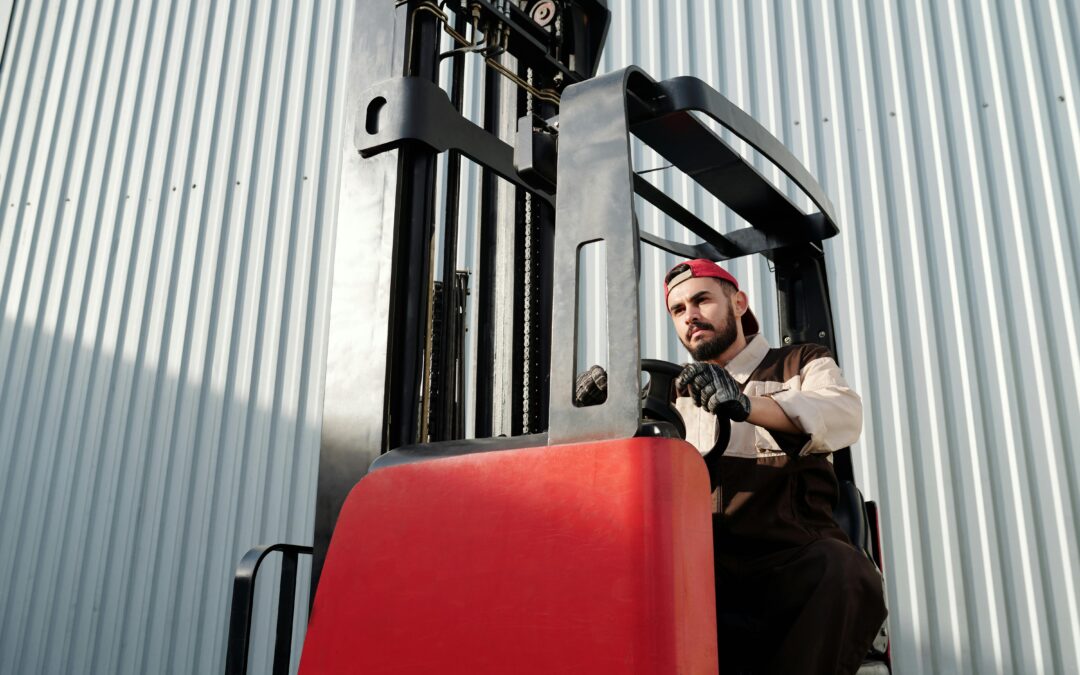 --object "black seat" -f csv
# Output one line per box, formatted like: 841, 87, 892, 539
834, 479, 872, 560
833, 480, 892, 669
